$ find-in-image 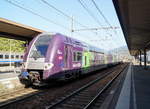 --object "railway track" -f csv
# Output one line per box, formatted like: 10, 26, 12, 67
45, 64, 128, 109
0, 63, 127, 109
0, 87, 40, 108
